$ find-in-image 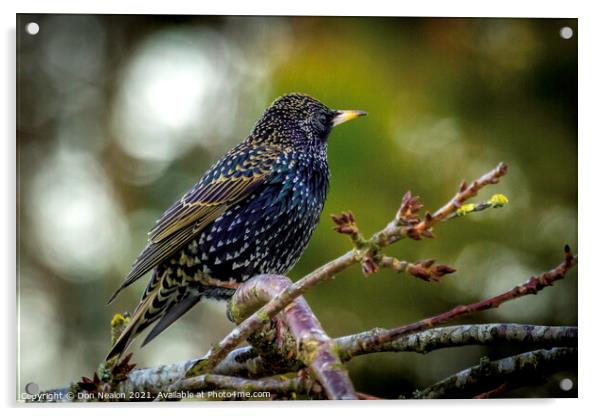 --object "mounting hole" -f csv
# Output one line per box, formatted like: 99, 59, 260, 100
25, 382, 39, 395
559, 378, 573, 391
25, 22, 40, 36
559, 26, 573, 40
